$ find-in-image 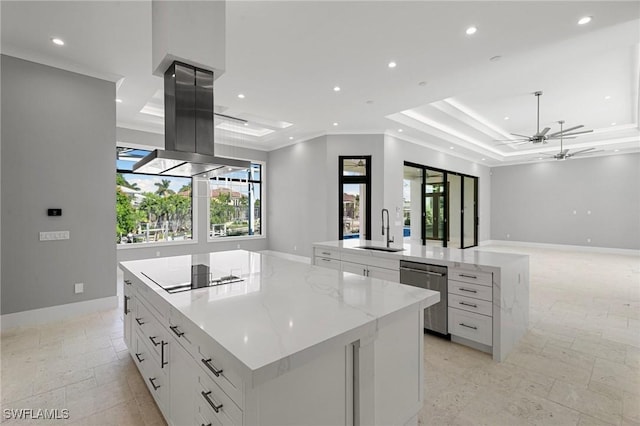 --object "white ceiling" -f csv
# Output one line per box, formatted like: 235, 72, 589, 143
2, 1, 639, 165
